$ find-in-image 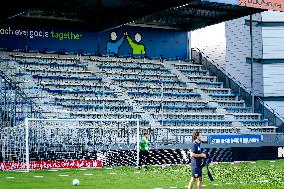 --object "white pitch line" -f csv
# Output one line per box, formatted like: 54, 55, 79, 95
202, 185, 206, 187
33, 176, 44, 178
169, 187, 177, 189
106, 167, 113, 170
213, 183, 219, 186
240, 182, 244, 184
78, 168, 87, 171
48, 169, 58, 172
6, 177, 15, 179
271, 165, 274, 167
250, 162, 256, 164
270, 161, 275, 163
58, 175, 69, 177
259, 180, 269, 183
110, 172, 117, 175
84, 174, 93, 176
134, 172, 140, 174
154, 188, 163, 189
